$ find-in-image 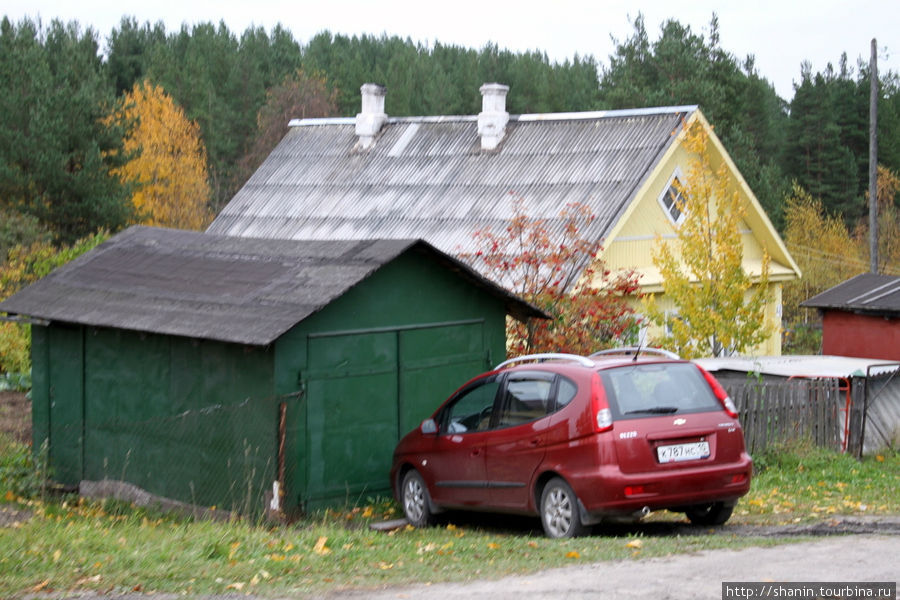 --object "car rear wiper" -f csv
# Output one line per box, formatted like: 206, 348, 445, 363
624, 406, 679, 415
